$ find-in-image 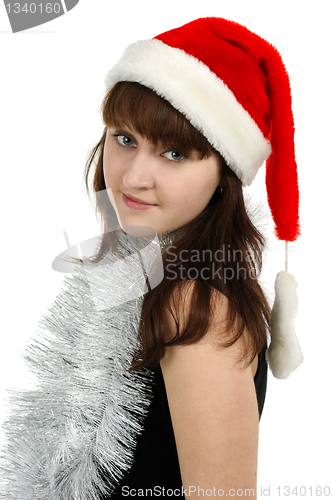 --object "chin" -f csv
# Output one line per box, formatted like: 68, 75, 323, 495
120, 221, 160, 237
